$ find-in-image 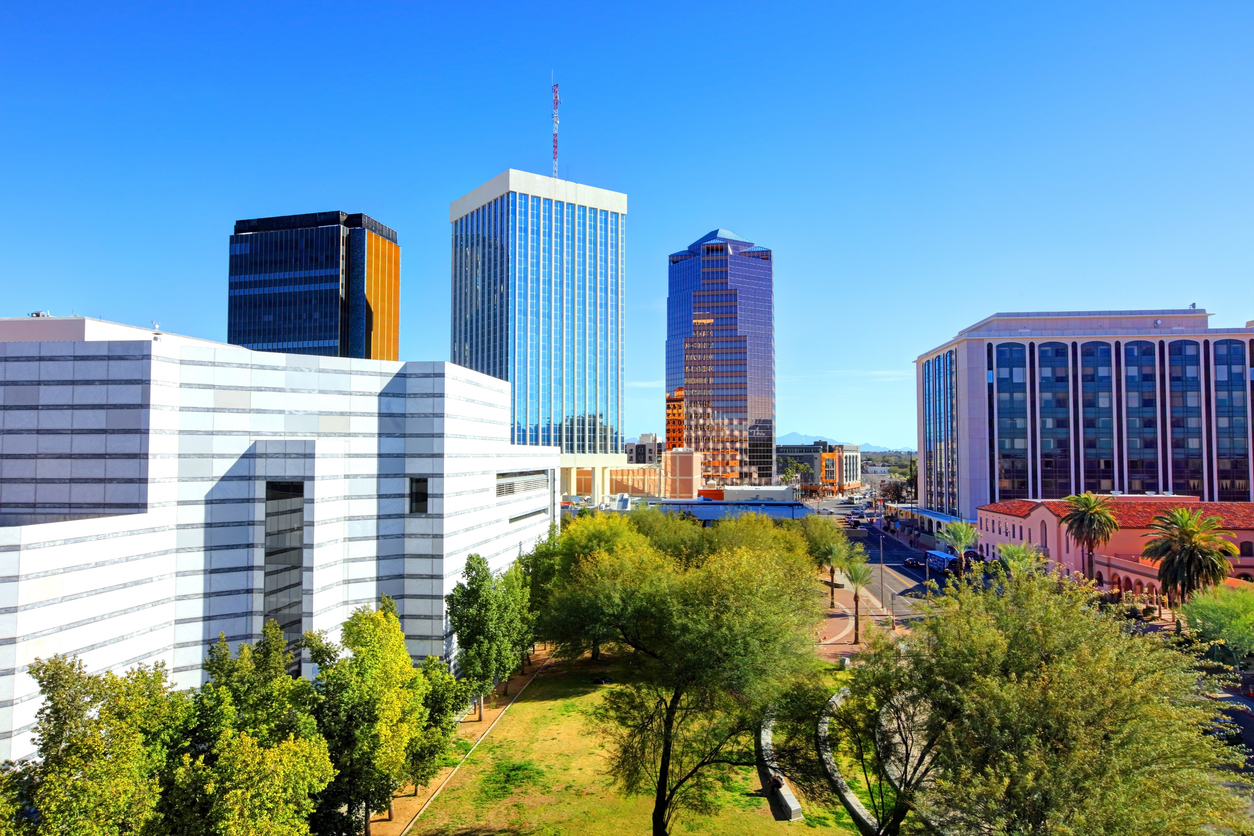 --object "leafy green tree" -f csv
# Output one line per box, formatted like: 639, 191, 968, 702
531, 514, 652, 658
822, 570, 1249, 835
842, 560, 875, 645
1182, 585, 1254, 669
446, 554, 515, 714
545, 512, 823, 836
880, 480, 905, 504
23, 656, 184, 836
166, 732, 333, 836
498, 561, 534, 692
936, 520, 978, 574
777, 457, 812, 484
306, 597, 427, 835
158, 620, 333, 836
1060, 492, 1119, 580
627, 506, 708, 566
1143, 507, 1239, 604
996, 541, 1043, 577
404, 658, 469, 791
796, 514, 850, 608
